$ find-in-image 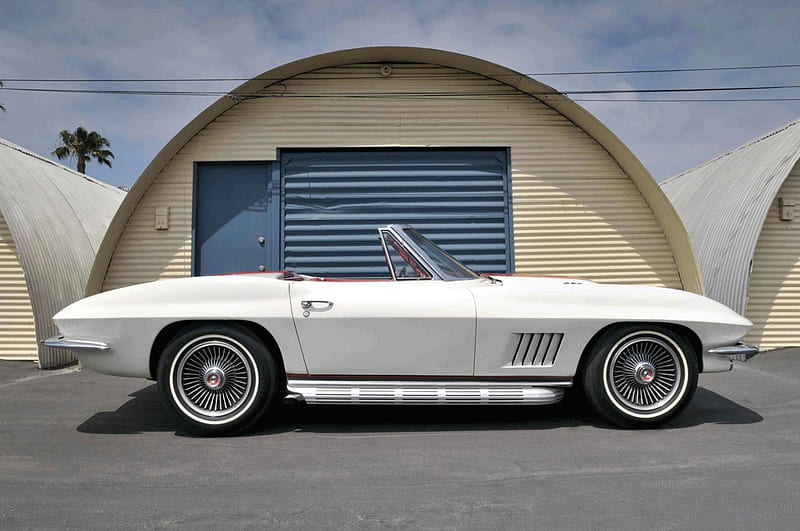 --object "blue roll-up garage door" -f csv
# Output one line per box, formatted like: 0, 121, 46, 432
282, 149, 512, 277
